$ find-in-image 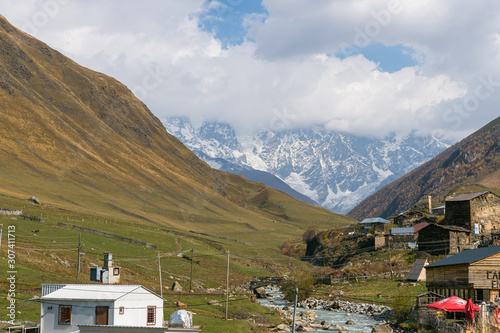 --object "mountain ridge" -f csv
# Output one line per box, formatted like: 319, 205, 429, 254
348, 115, 500, 219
